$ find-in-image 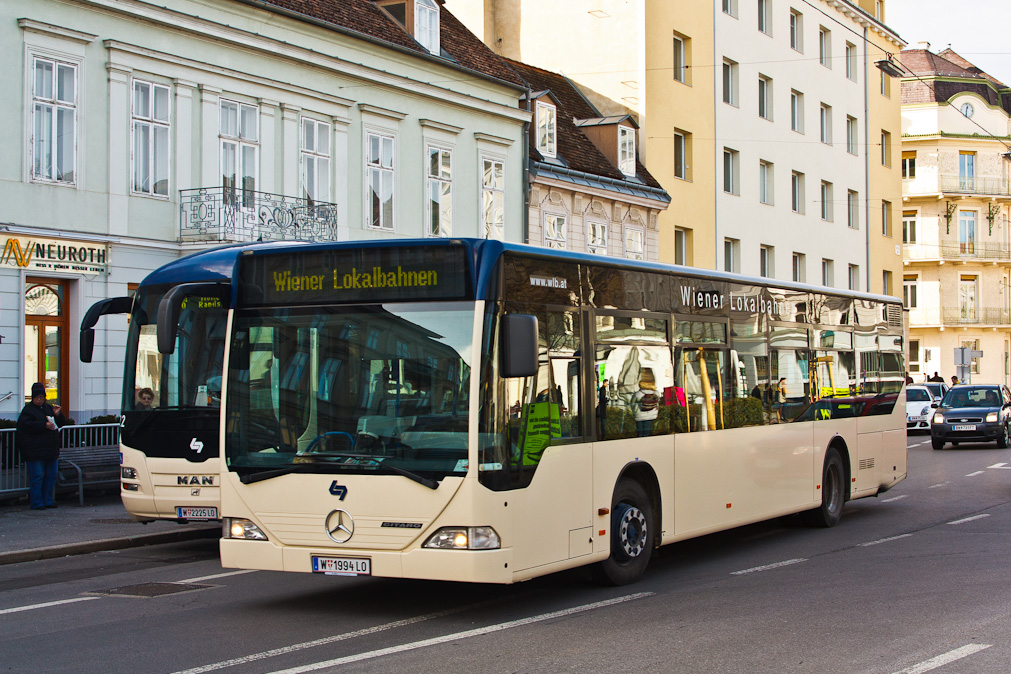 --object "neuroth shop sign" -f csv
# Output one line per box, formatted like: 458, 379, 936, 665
0, 235, 108, 274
